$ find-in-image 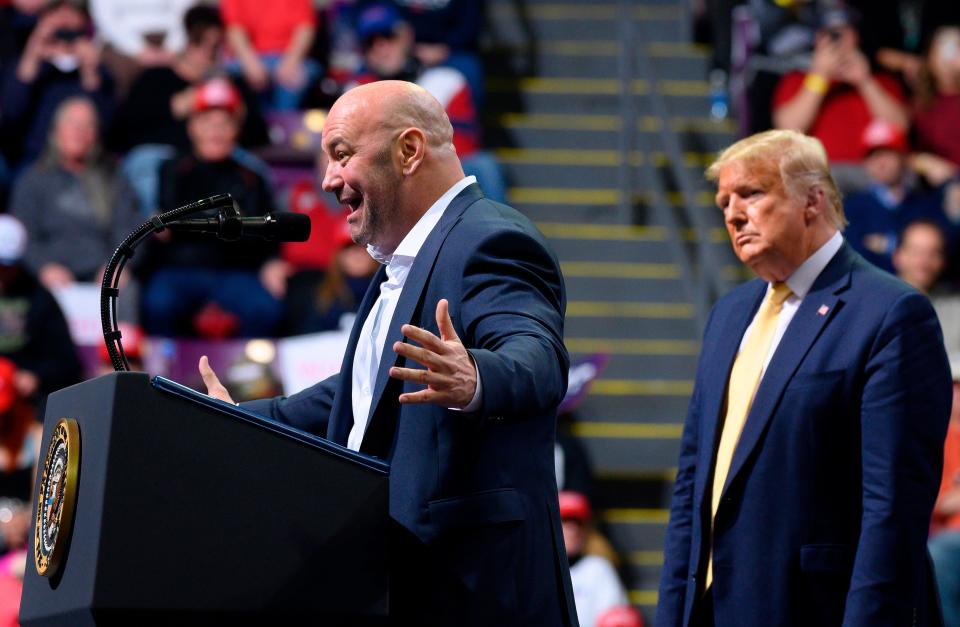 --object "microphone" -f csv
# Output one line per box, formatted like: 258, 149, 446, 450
165, 212, 311, 242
